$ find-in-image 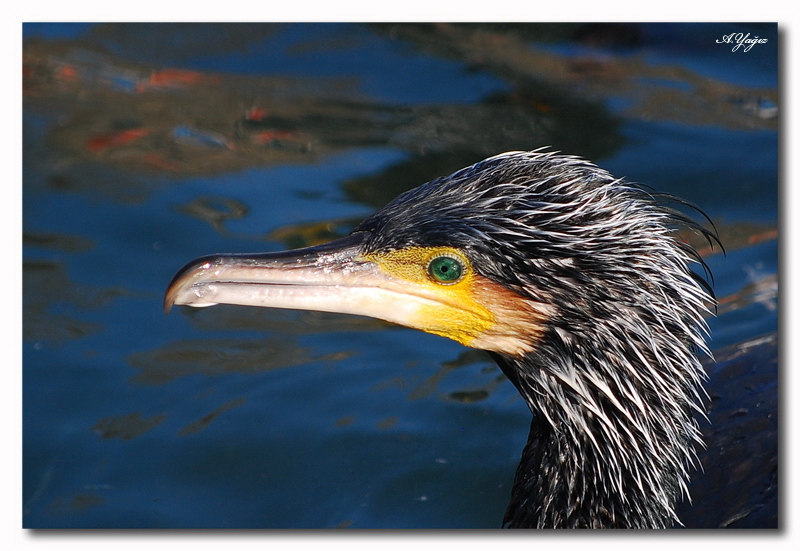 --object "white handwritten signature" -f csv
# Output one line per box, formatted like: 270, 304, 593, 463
716, 33, 768, 52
